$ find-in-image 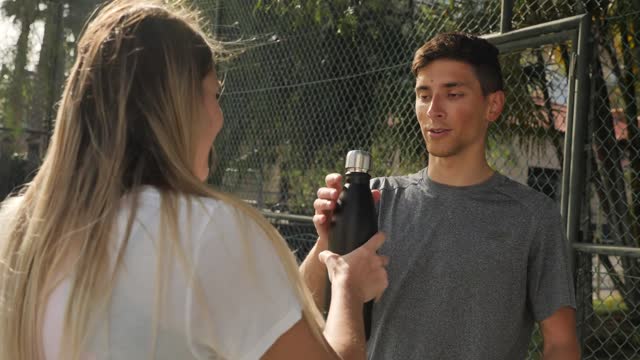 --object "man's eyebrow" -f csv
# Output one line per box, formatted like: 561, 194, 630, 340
415, 82, 467, 91
443, 82, 467, 88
